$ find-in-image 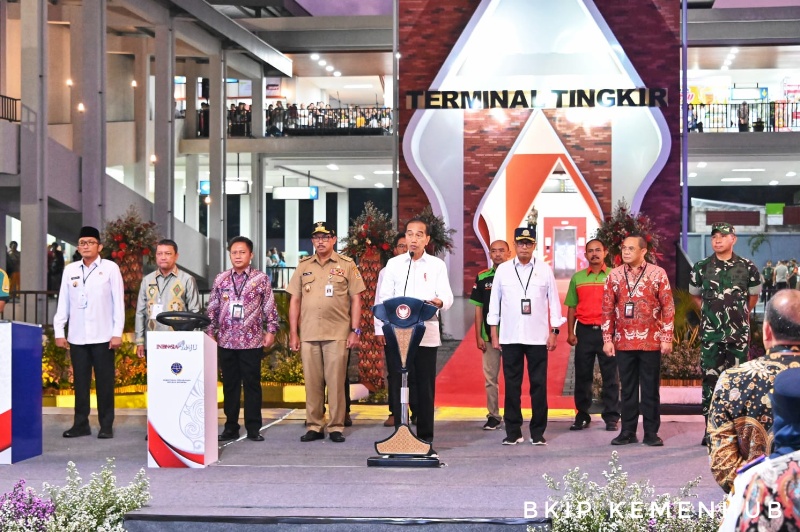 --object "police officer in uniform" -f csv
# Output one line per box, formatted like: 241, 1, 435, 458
288, 221, 366, 443
690, 222, 761, 446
